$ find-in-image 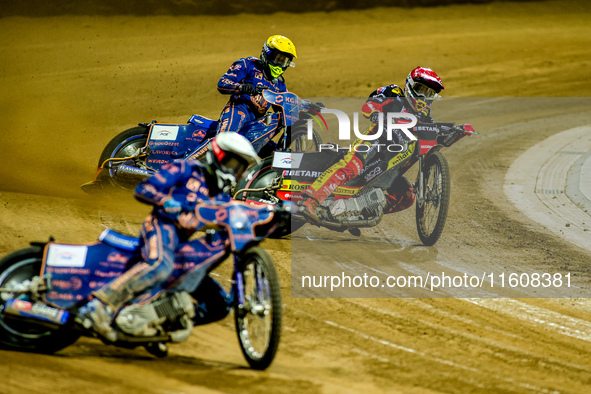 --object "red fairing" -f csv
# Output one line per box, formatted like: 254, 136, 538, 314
278, 190, 295, 201
420, 140, 437, 155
